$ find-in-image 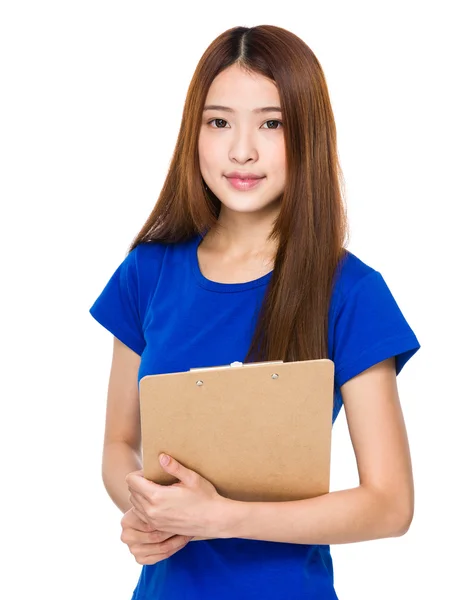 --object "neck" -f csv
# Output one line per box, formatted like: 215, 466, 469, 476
203, 204, 280, 260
